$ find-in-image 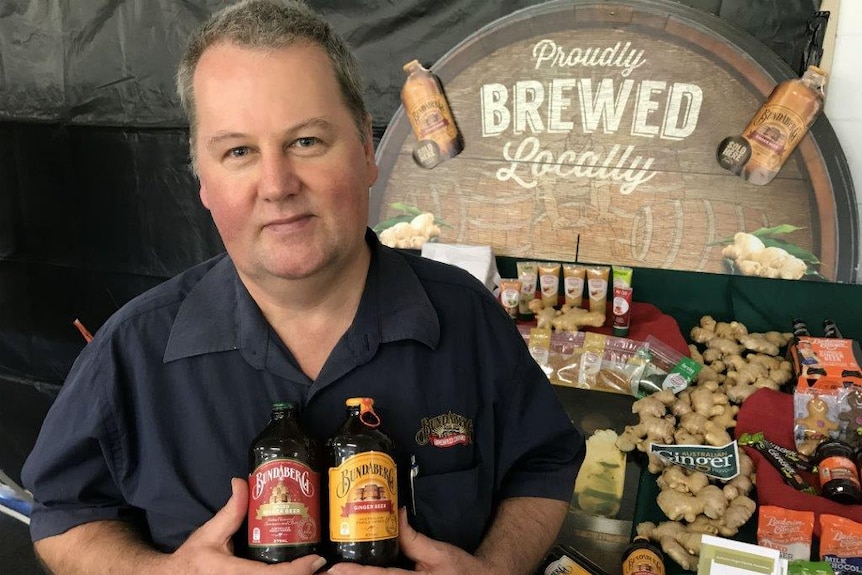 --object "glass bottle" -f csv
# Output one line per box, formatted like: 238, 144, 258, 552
740, 65, 827, 186
401, 59, 463, 168
247, 402, 322, 563
823, 319, 843, 339
621, 536, 666, 575
327, 397, 399, 566
792, 318, 811, 338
